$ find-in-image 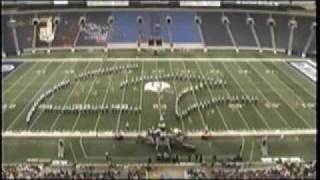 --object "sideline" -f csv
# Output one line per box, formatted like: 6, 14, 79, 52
2, 58, 306, 62
2, 129, 316, 138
